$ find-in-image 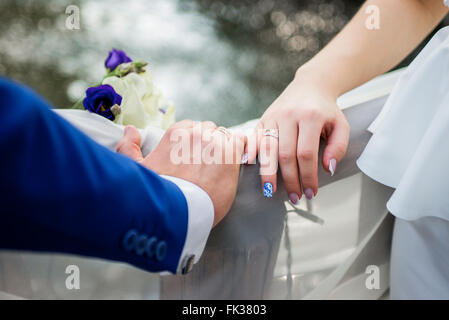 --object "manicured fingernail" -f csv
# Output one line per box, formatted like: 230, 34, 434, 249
304, 188, 314, 200
329, 158, 337, 176
241, 153, 249, 164
263, 182, 273, 198
288, 193, 299, 205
